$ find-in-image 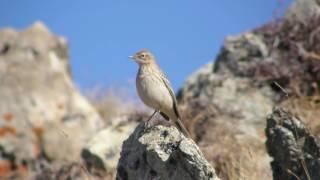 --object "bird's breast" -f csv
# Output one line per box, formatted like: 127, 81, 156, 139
136, 70, 173, 111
